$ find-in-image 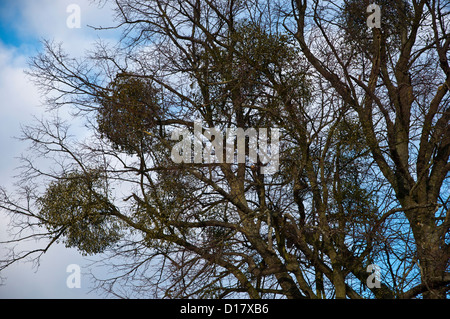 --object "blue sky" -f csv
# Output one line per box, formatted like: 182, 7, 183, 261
0, 1, 24, 47
0, 1, 40, 50
0, 0, 119, 298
